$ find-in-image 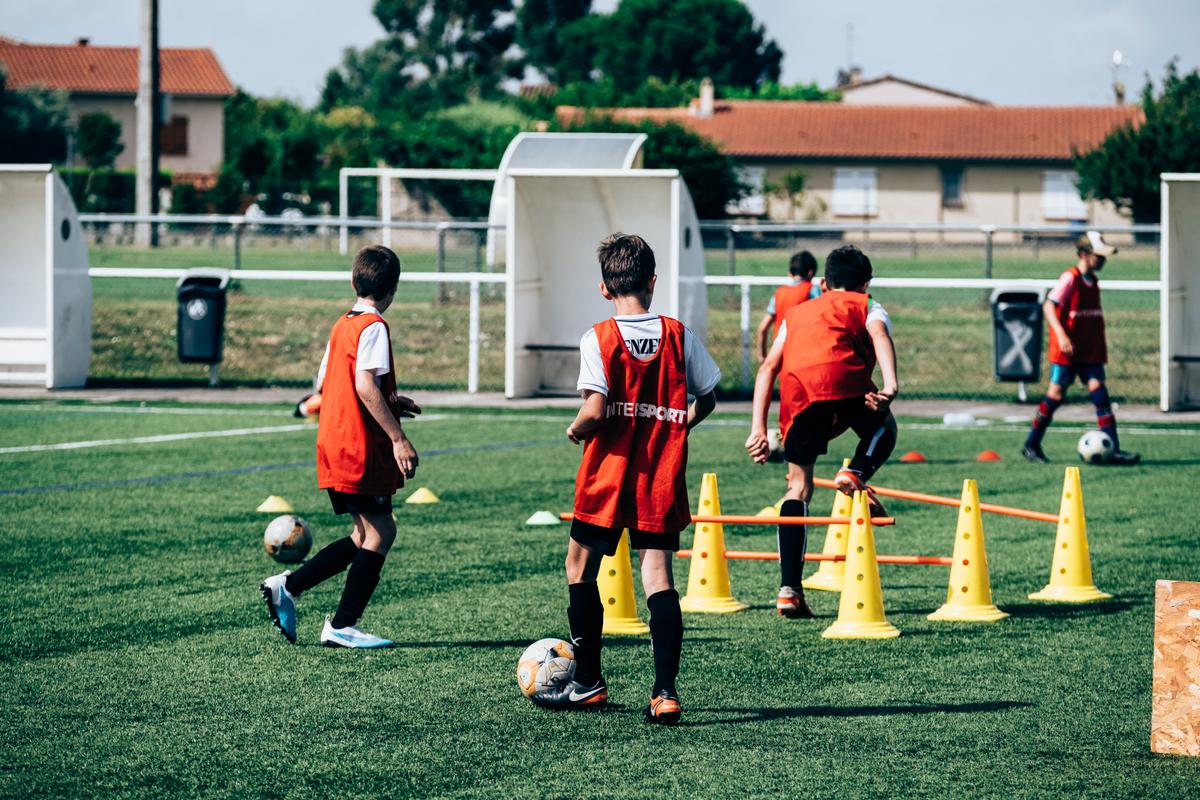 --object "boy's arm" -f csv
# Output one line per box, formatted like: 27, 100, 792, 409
567, 390, 606, 444
1043, 299, 1073, 358
746, 337, 784, 463
756, 313, 774, 360
687, 390, 716, 430
865, 319, 899, 411
355, 370, 418, 478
